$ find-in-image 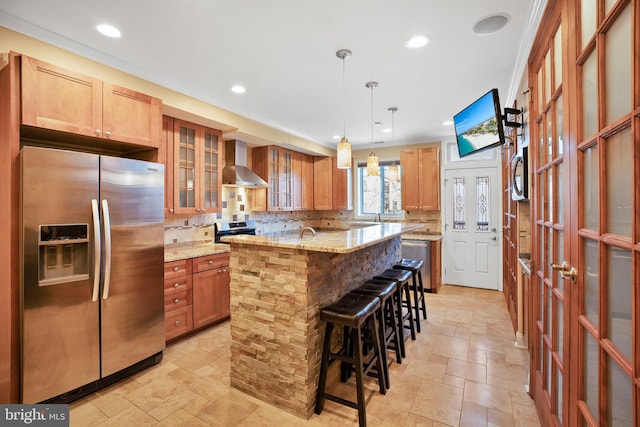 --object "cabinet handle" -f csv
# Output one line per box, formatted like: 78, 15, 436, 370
173, 266, 179, 272
174, 298, 180, 304
105, 130, 112, 137
173, 282, 179, 288
175, 320, 180, 326
96, 129, 101, 136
